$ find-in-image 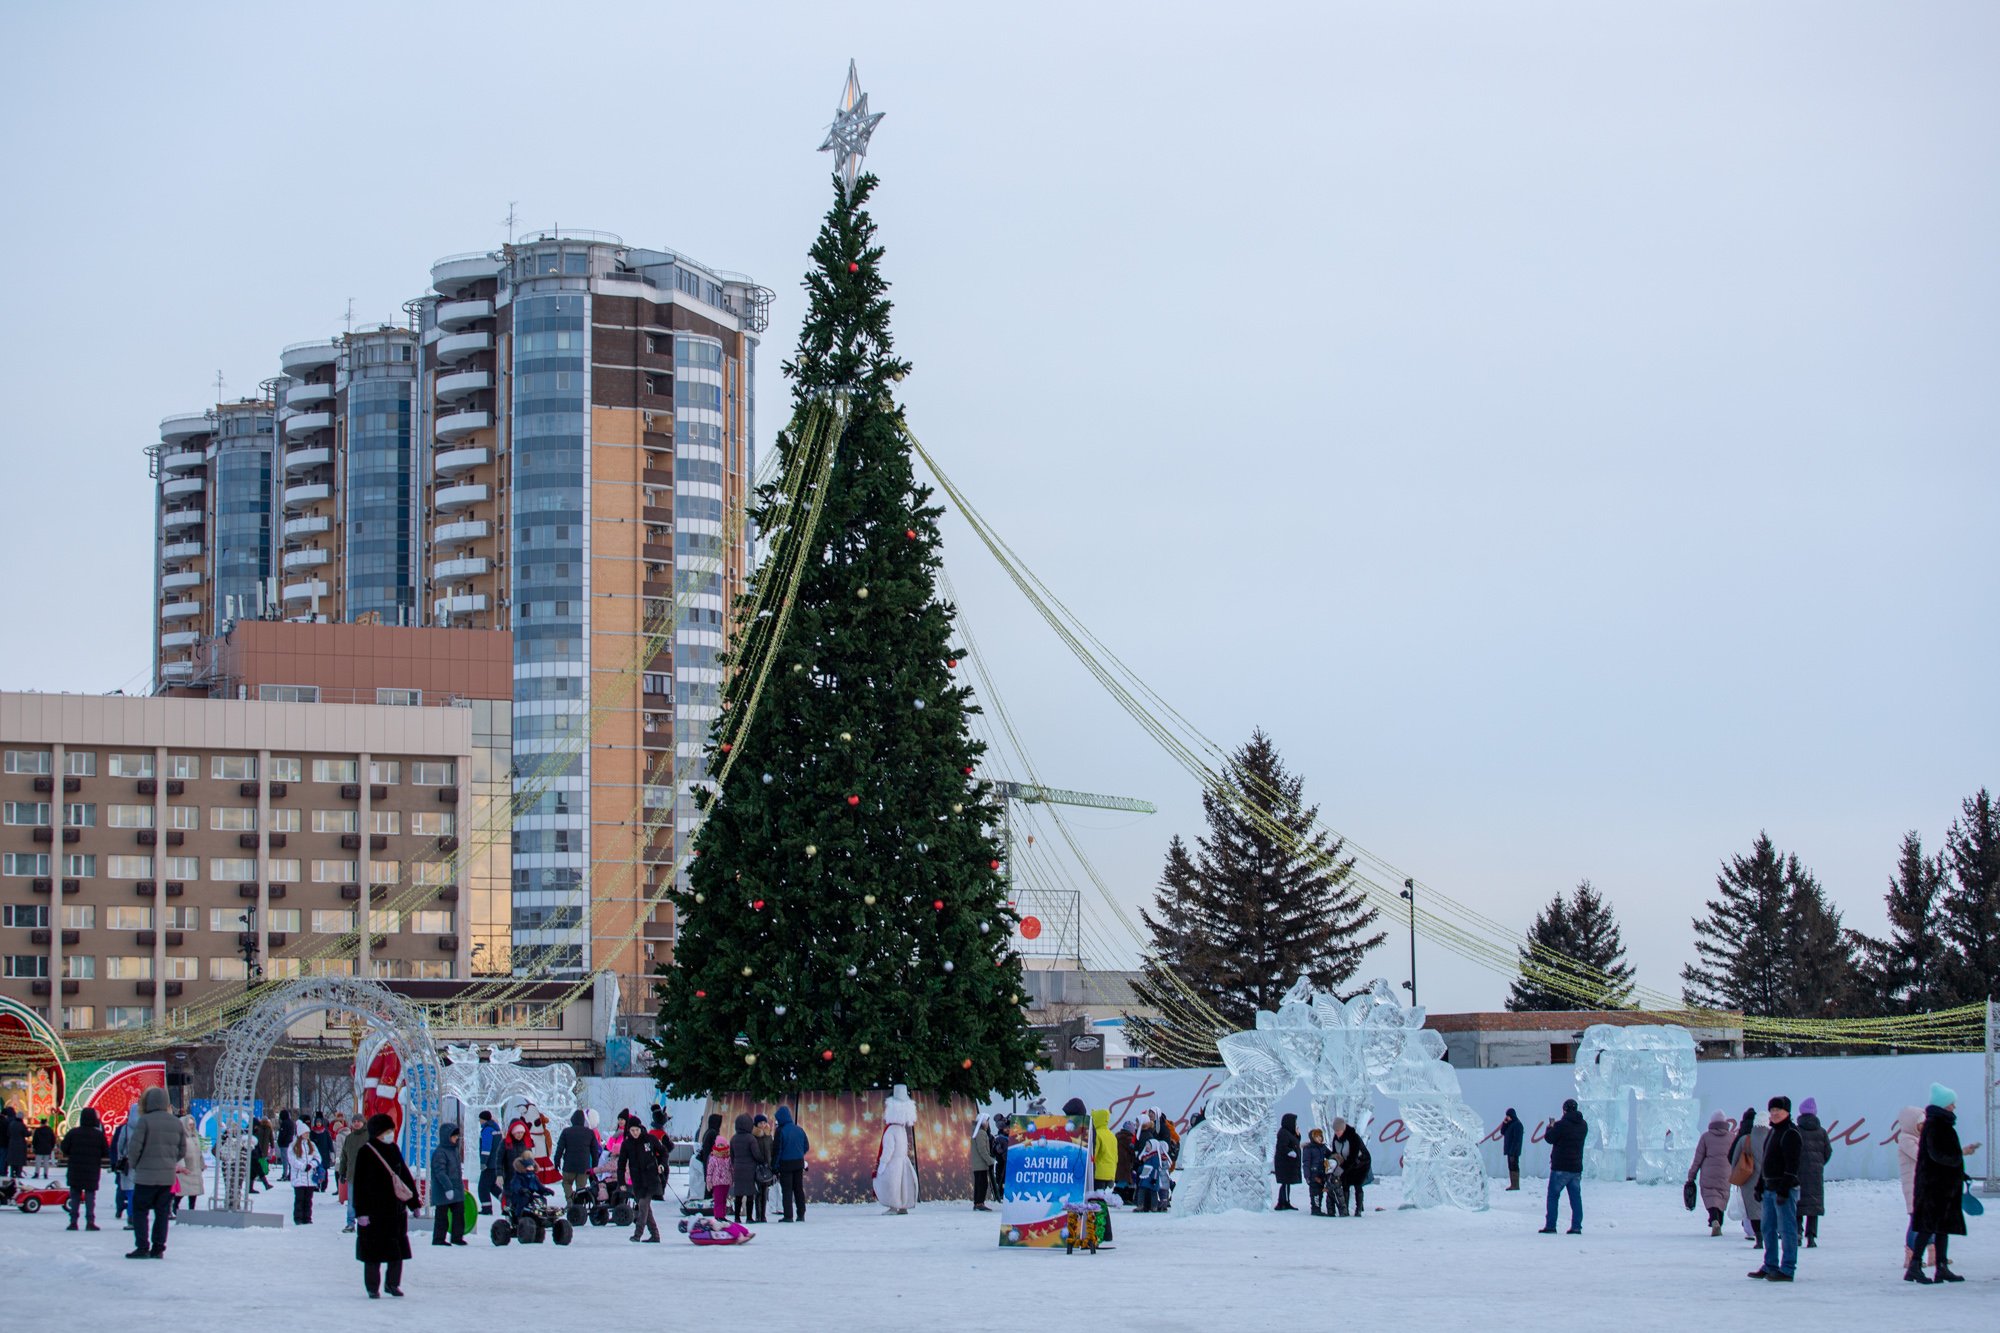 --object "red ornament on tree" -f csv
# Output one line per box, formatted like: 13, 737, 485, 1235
847, 262, 859, 273
963, 766, 974, 775
752, 899, 766, 911
989, 859, 1001, 871
905, 528, 916, 540
822, 1049, 834, 1061
961, 1058, 973, 1069
946, 659, 957, 669
846, 794, 861, 806
695, 990, 706, 998
933, 899, 944, 911
720, 742, 732, 753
